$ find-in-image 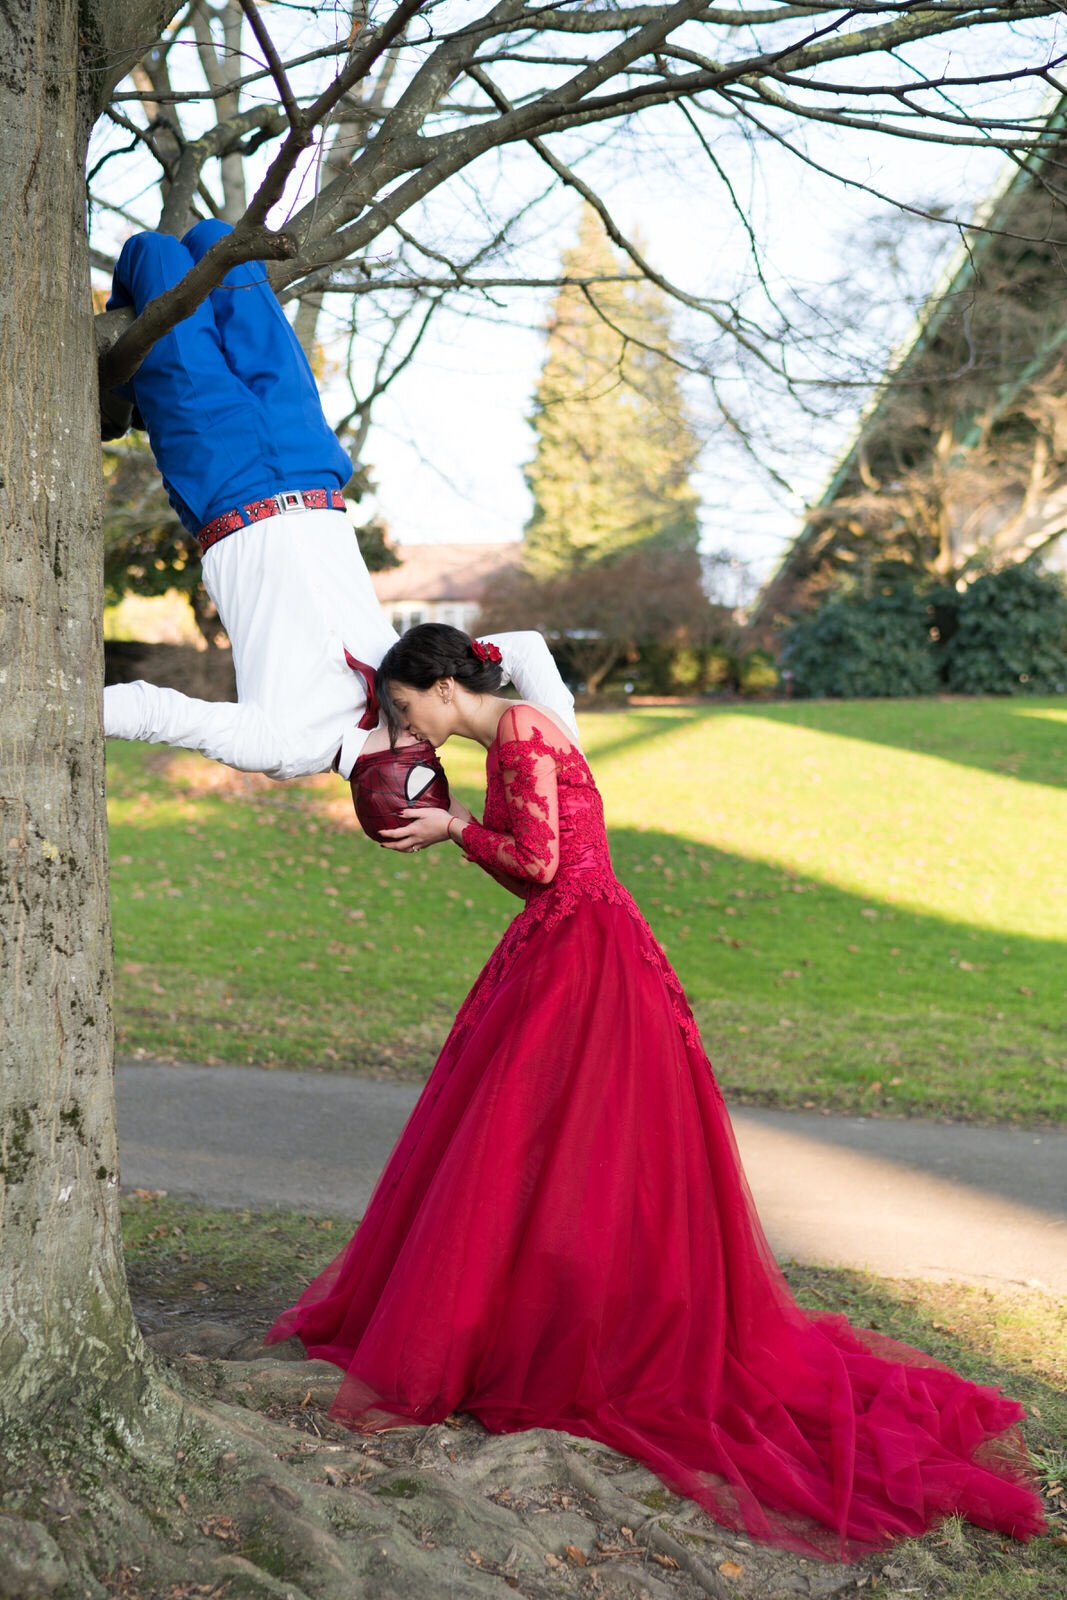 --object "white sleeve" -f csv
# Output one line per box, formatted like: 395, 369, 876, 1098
483, 631, 580, 744
104, 681, 289, 777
